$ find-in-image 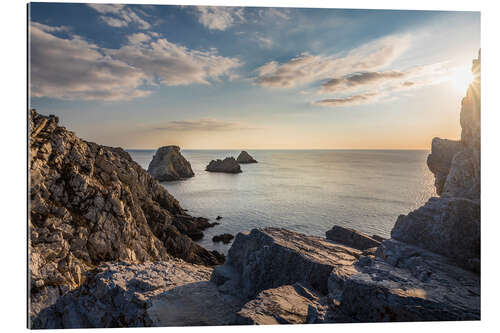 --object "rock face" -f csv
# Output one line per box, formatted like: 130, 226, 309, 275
236, 151, 258, 164
206, 157, 242, 173
214, 227, 480, 323
391, 51, 481, 273
212, 233, 234, 244
326, 225, 381, 250
147, 145, 194, 181
33, 260, 244, 328
29, 110, 224, 325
